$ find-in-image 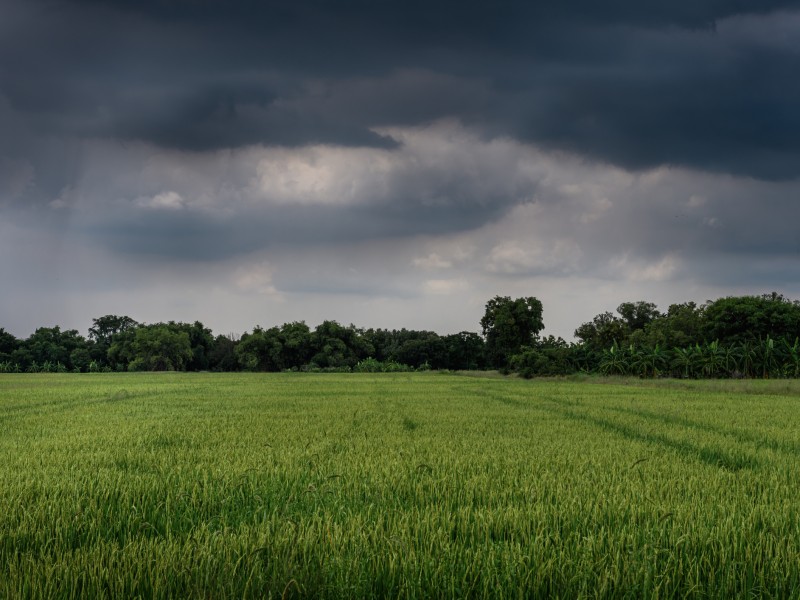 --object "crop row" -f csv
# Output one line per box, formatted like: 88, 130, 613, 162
1, 373, 799, 597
